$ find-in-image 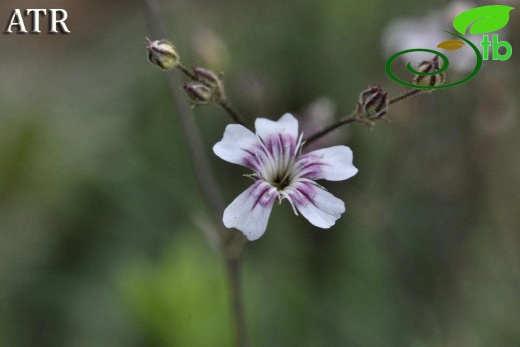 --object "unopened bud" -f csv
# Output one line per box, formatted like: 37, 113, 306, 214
193, 66, 220, 86
413, 55, 446, 88
146, 38, 180, 70
357, 85, 388, 119
184, 82, 213, 103
193, 66, 225, 101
